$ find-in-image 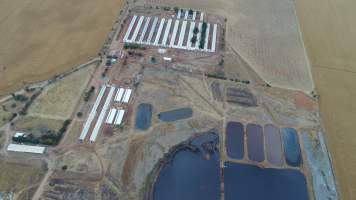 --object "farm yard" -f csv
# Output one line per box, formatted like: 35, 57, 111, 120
0, 0, 344, 199
122, 10, 219, 52
0, 0, 123, 96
